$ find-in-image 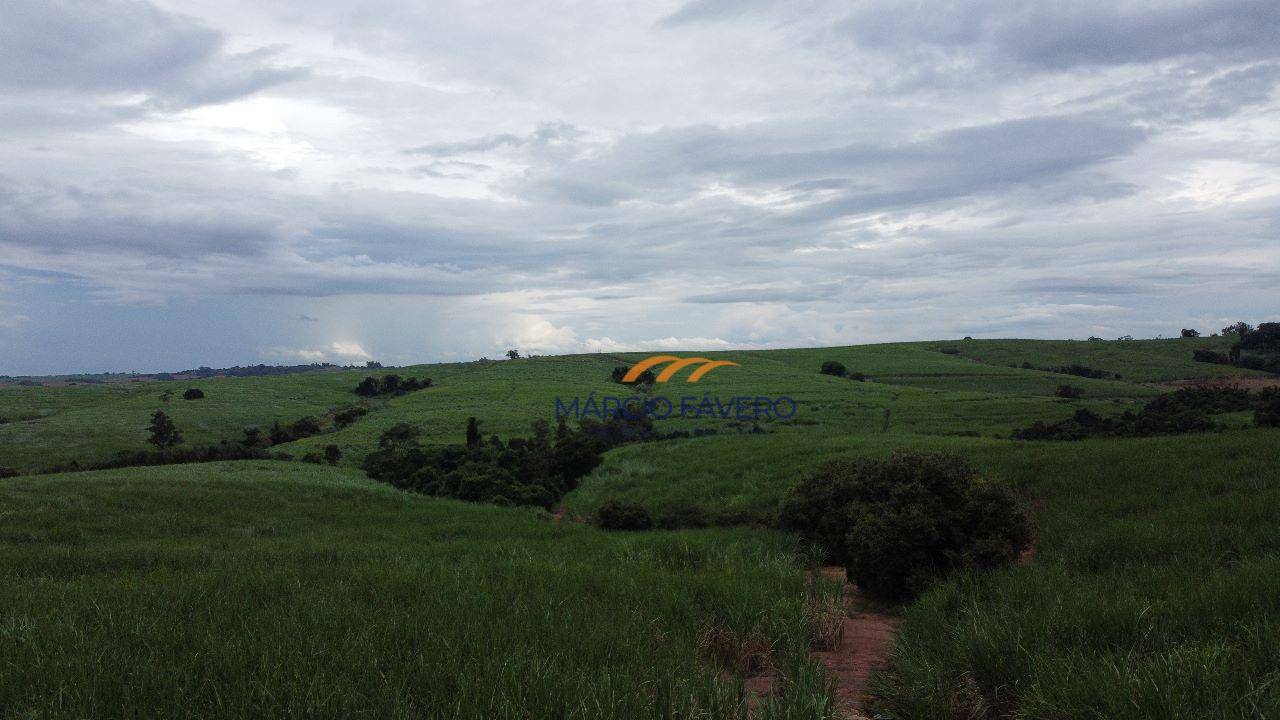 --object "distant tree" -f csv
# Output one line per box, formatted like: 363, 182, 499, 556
1087, 336, 1104, 341
147, 410, 183, 448
1117, 335, 1134, 341
378, 423, 421, 451
355, 376, 381, 397
1055, 384, 1084, 399
1180, 328, 1200, 338
183, 388, 205, 400
379, 374, 403, 395
506, 349, 521, 360
242, 426, 263, 447
323, 444, 343, 466
1222, 322, 1254, 337
820, 360, 848, 377
268, 422, 293, 446
1240, 323, 1280, 353
290, 416, 322, 438
366, 360, 383, 369
466, 417, 483, 448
